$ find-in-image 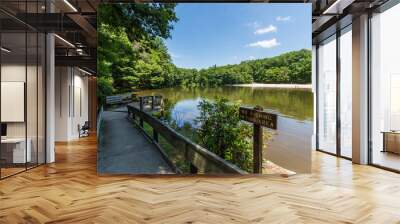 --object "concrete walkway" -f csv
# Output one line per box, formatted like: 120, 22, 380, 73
97, 108, 174, 174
